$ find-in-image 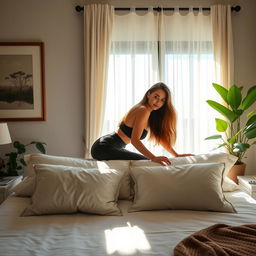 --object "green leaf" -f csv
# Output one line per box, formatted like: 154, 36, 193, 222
13, 141, 21, 149
247, 110, 256, 118
247, 85, 256, 94
212, 143, 227, 150
227, 129, 243, 144
244, 122, 255, 131
205, 135, 222, 140
215, 118, 228, 132
20, 158, 27, 166
17, 145, 26, 154
212, 83, 228, 103
9, 155, 17, 169
246, 115, 256, 126
251, 141, 256, 145
233, 143, 250, 152
227, 136, 237, 144
244, 123, 256, 139
227, 85, 242, 110
241, 85, 256, 110
234, 109, 243, 117
206, 100, 236, 122
36, 143, 46, 154
9, 152, 18, 158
